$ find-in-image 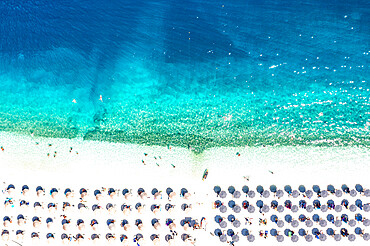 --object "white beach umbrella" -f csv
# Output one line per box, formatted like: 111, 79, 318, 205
305, 235, 313, 242
334, 234, 341, 241
291, 235, 299, 242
